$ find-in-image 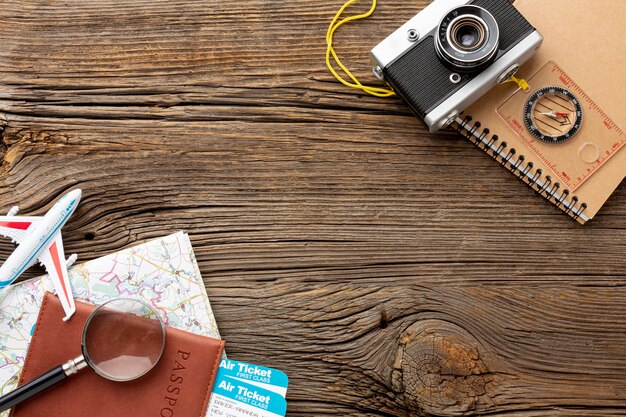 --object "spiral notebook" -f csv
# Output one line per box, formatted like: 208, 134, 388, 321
454, 0, 625, 224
